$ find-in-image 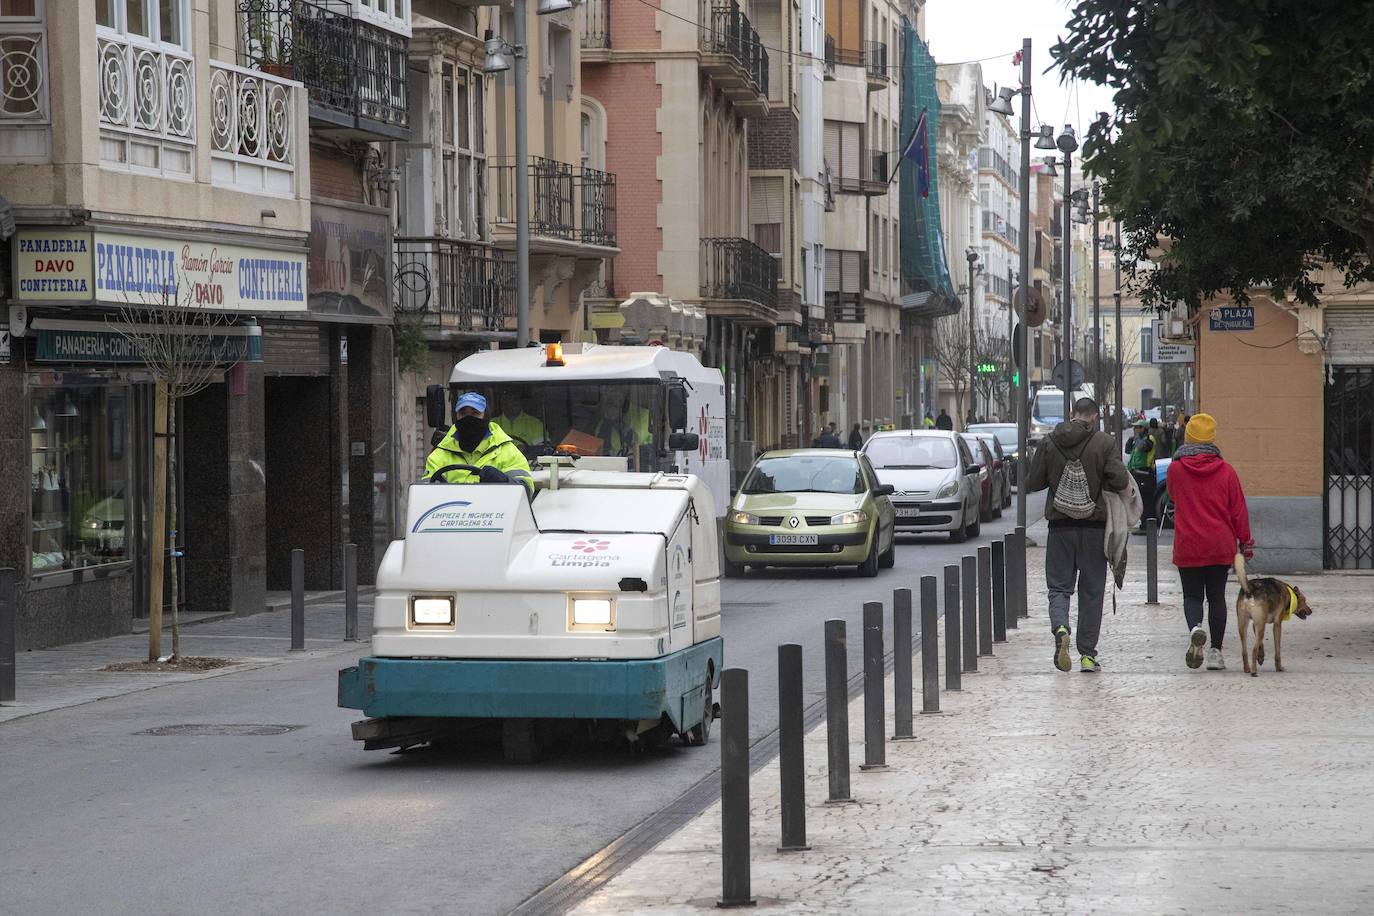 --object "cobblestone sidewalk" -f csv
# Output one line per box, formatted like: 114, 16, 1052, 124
1, 594, 374, 724
569, 546, 1374, 914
